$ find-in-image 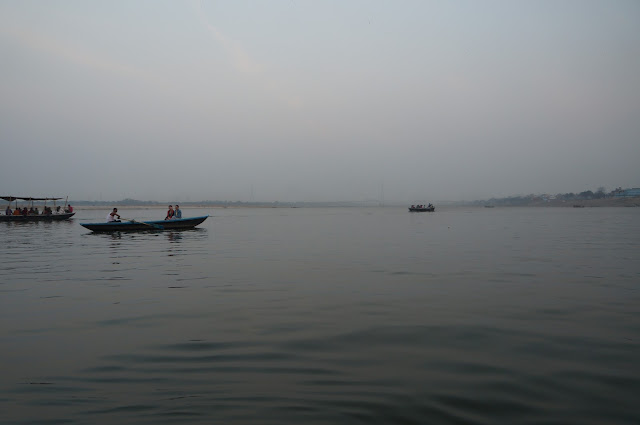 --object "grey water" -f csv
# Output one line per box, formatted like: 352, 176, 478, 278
1, 206, 638, 425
